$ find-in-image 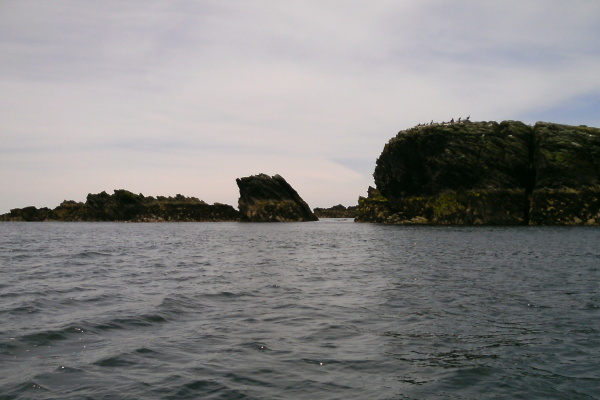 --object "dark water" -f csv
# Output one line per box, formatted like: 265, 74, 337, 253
0, 221, 598, 400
